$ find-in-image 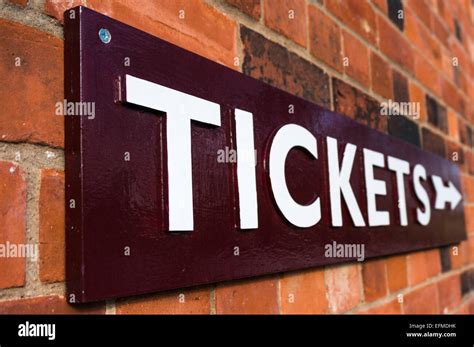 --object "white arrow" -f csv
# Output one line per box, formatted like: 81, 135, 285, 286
431, 175, 462, 210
